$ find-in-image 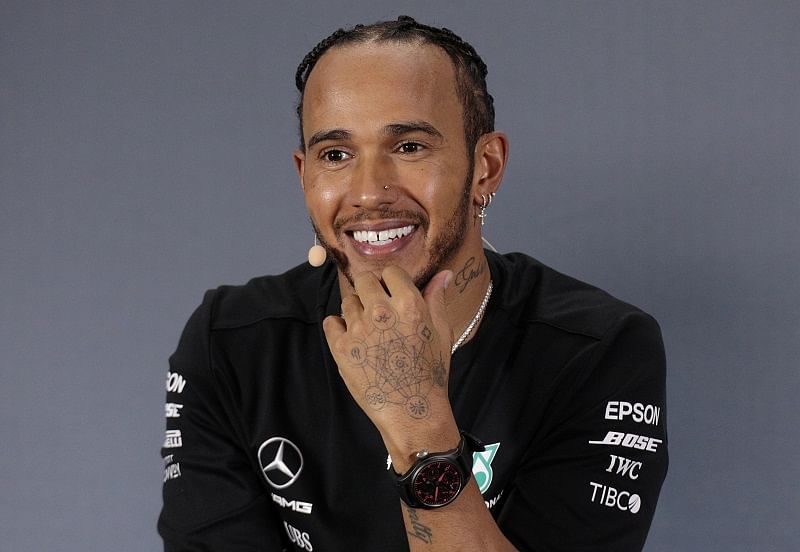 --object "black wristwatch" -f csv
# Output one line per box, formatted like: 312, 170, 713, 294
393, 431, 485, 509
